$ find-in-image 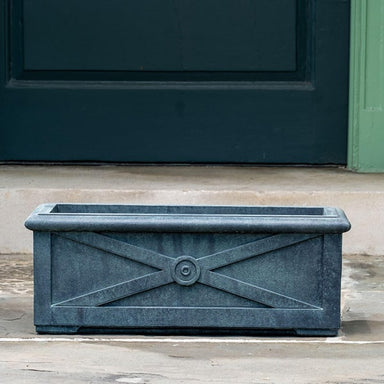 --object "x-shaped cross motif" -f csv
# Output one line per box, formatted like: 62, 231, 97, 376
54, 232, 320, 309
